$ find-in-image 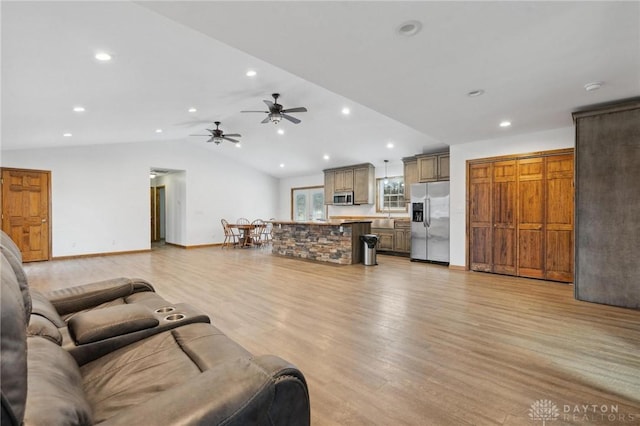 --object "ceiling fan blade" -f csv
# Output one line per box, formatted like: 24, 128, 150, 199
263, 100, 274, 109
223, 133, 241, 137
282, 113, 301, 124
190, 134, 211, 136
282, 107, 307, 113
206, 137, 216, 143
261, 116, 271, 124
223, 137, 239, 143
241, 110, 269, 113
